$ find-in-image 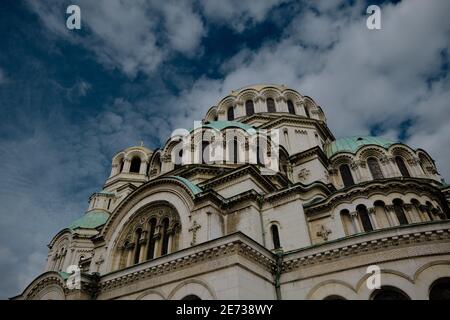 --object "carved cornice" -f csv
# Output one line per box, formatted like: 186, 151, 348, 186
98, 239, 276, 293
304, 178, 444, 214
199, 165, 278, 192
289, 146, 329, 167
283, 225, 450, 273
